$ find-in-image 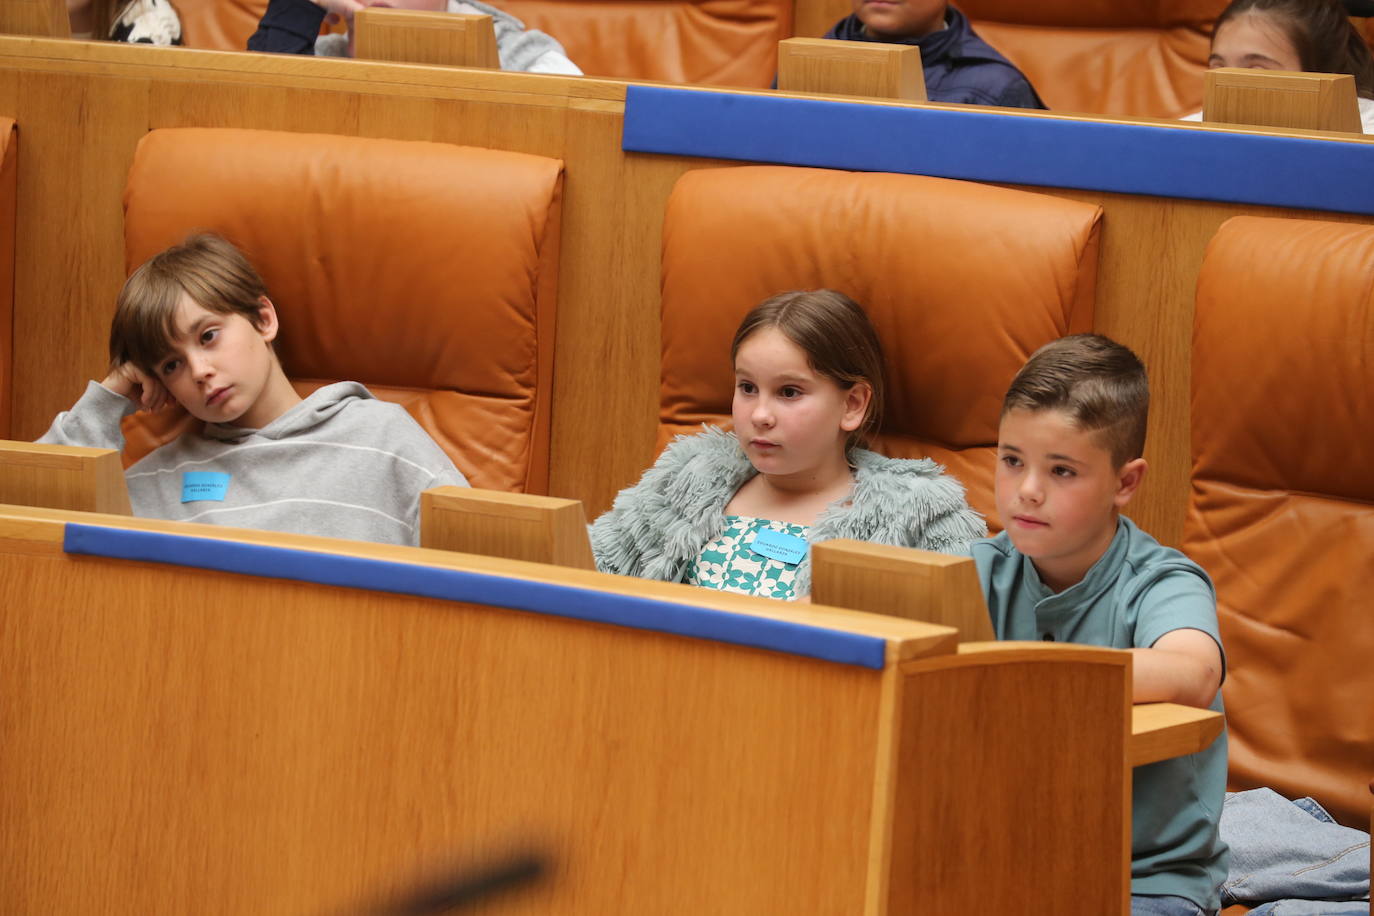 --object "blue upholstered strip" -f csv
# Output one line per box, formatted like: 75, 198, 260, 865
622, 86, 1374, 216
62, 523, 887, 669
